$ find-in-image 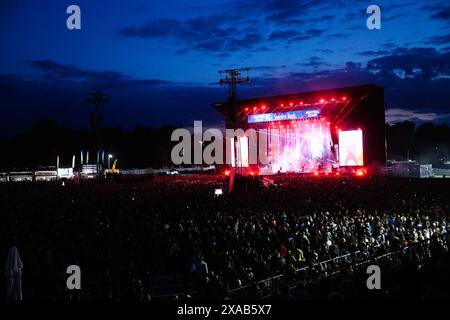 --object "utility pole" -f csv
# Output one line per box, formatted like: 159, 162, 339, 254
85, 90, 108, 178
219, 68, 250, 175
